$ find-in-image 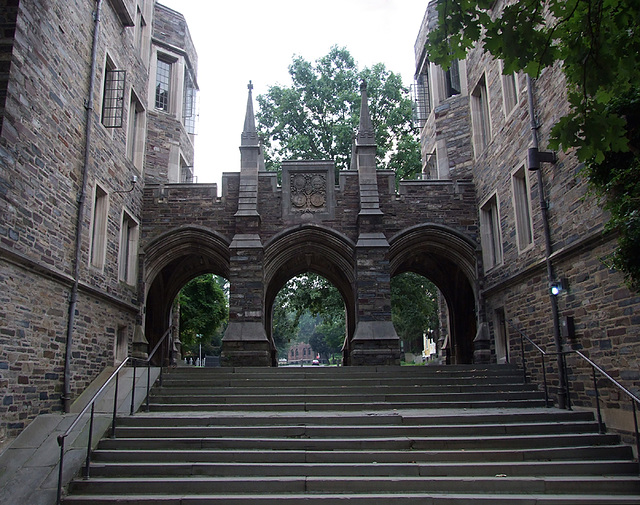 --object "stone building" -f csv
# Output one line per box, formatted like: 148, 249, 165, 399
0, 0, 197, 443
414, 1, 639, 435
